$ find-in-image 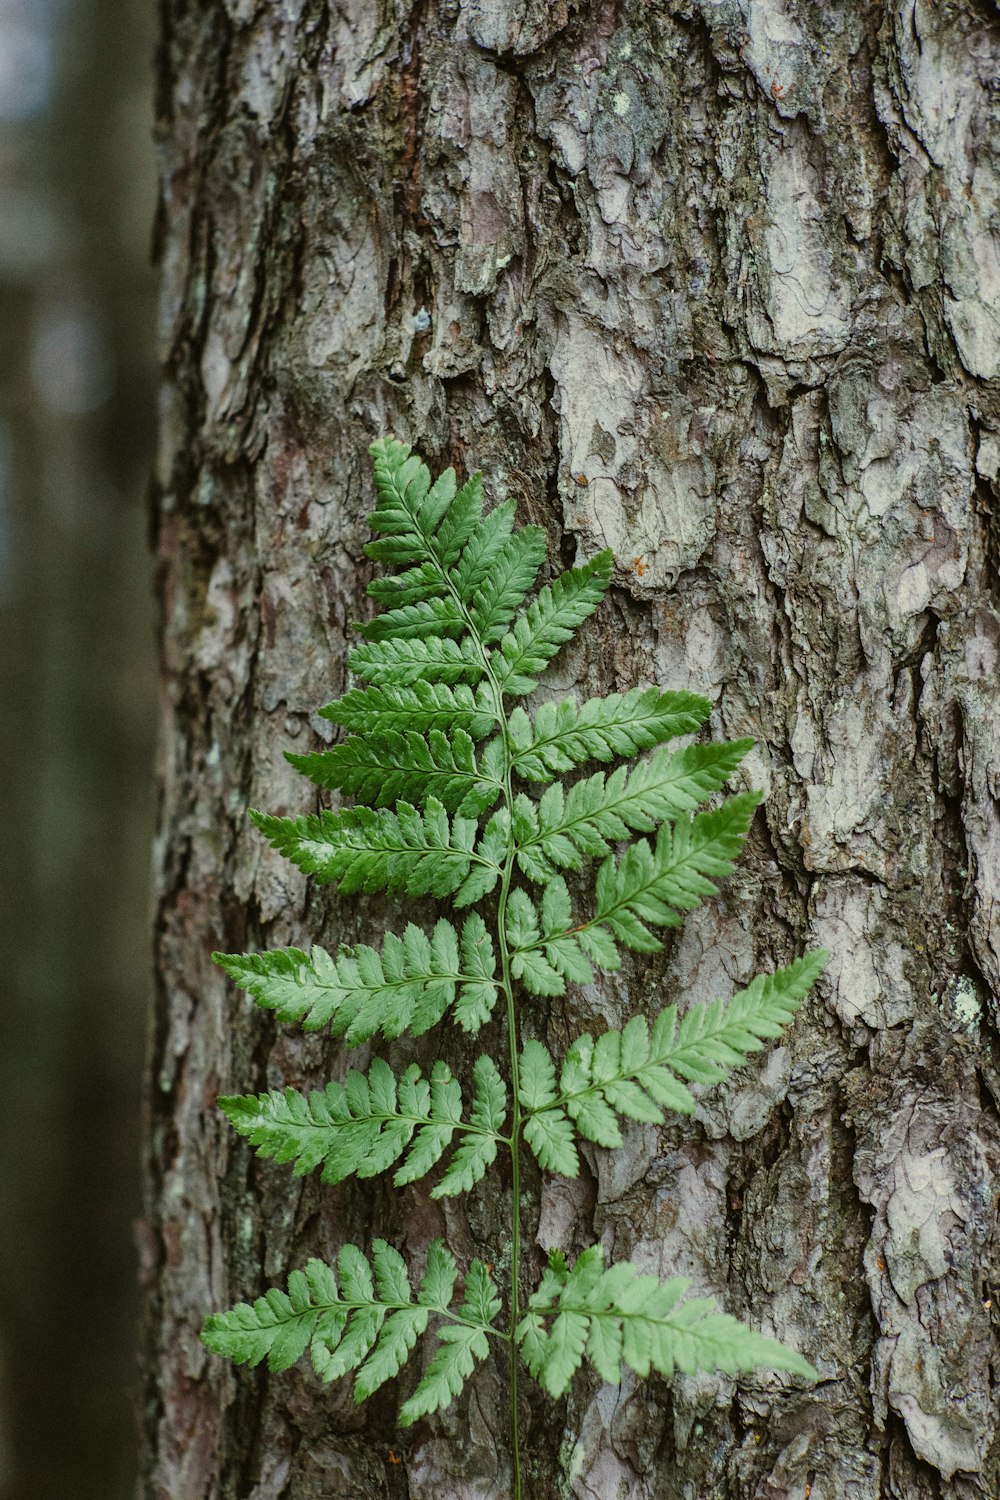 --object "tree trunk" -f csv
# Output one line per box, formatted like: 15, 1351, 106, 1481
144, 2, 1000, 1496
